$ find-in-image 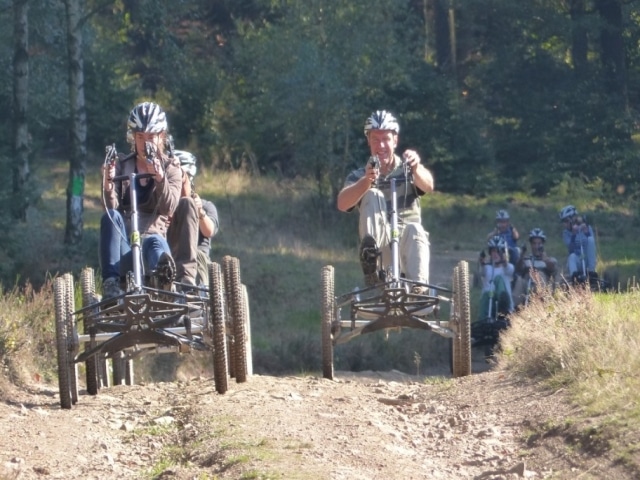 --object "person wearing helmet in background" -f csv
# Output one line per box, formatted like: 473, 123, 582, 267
512, 228, 558, 307
559, 205, 597, 282
478, 235, 515, 319
336, 110, 434, 293
167, 150, 219, 288
486, 209, 520, 266
100, 101, 182, 299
